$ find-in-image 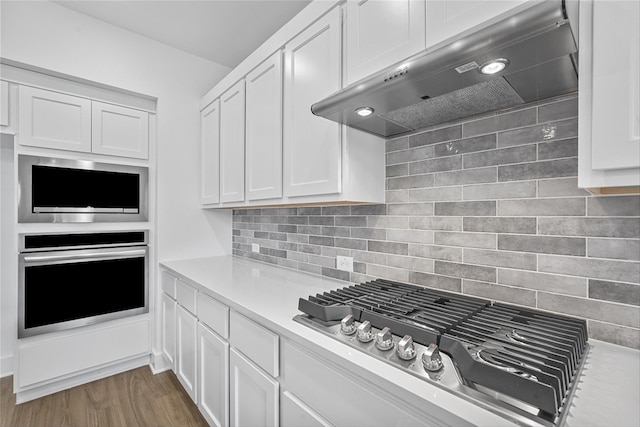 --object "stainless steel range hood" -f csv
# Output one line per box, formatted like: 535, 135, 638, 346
311, 0, 579, 138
